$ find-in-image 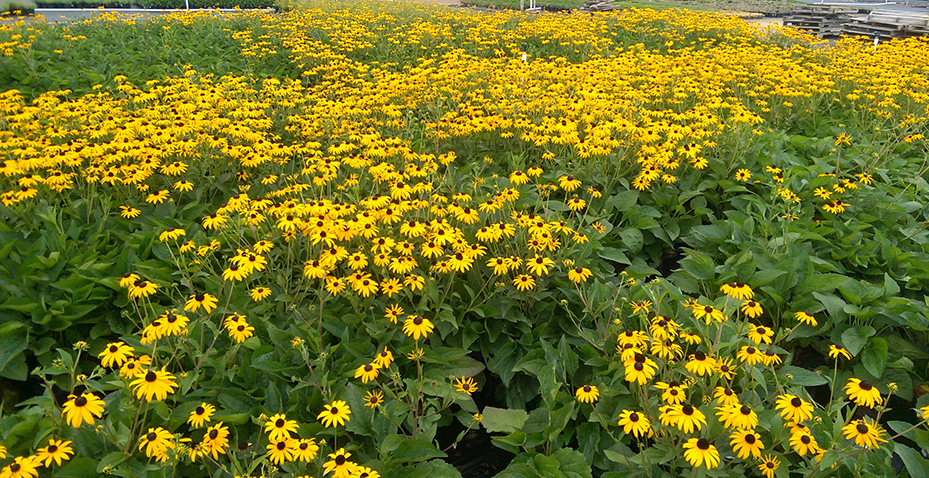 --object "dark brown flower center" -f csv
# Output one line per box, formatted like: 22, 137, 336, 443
745, 433, 756, 444
697, 438, 710, 450
276, 419, 285, 428
209, 429, 218, 439
629, 412, 639, 422
859, 381, 873, 391
801, 435, 811, 444
740, 405, 751, 415
747, 347, 756, 354
364, 364, 373, 372
276, 441, 286, 450
196, 406, 204, 415
48, 444, 58, 452
682, 405, 694, 415
147, 432, 157, 441
300, 442, 308, 450
413, 317, 423, 325
145, 371, 157, 382
9, 464, 19, 472
110, 345, 119, 352
791, 397, 802, 407
694, 351, 706, 361
335, 455, 346, 465
856, 423, 868, 434
330, 407, 339, 415
583, 385, 591, 392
